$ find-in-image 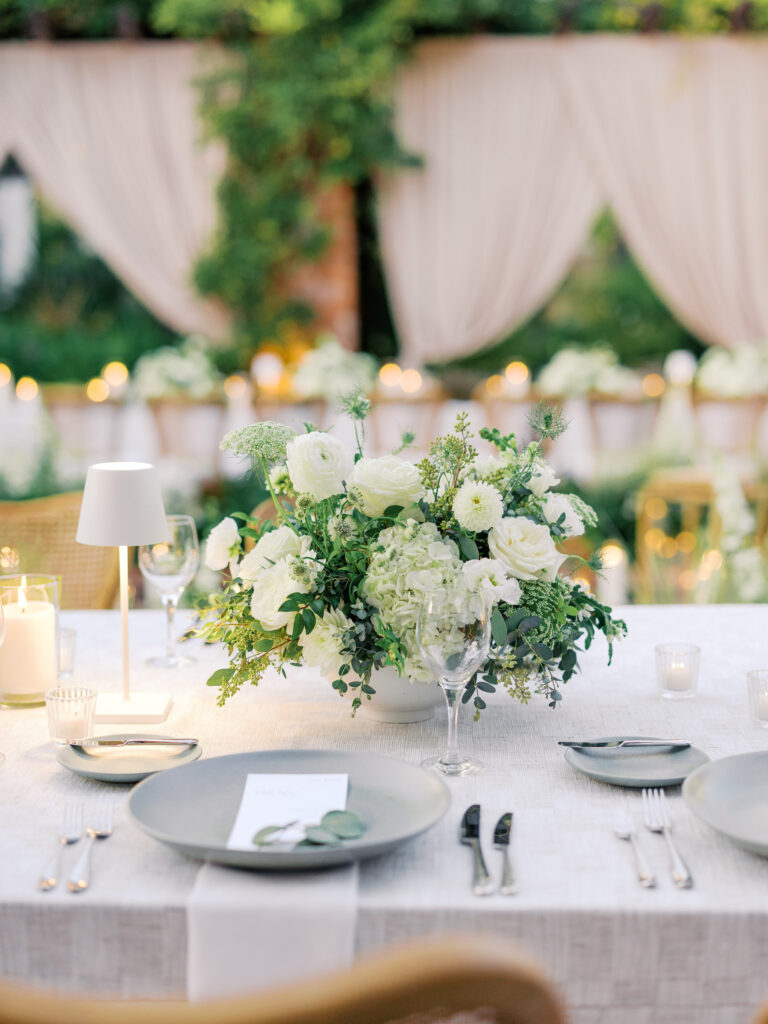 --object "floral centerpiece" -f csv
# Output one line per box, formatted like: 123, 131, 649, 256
199, 397, 626, 719
292, 334, 378, 401
694, 345, 768, 397
132, 335, 223, 401
537, 346, 641, 398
